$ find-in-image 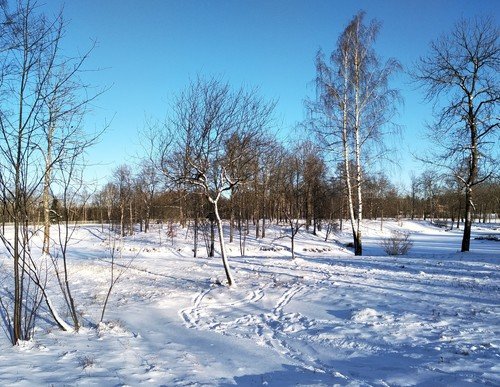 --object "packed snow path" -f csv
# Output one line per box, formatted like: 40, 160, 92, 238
0, 220, 498, 385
